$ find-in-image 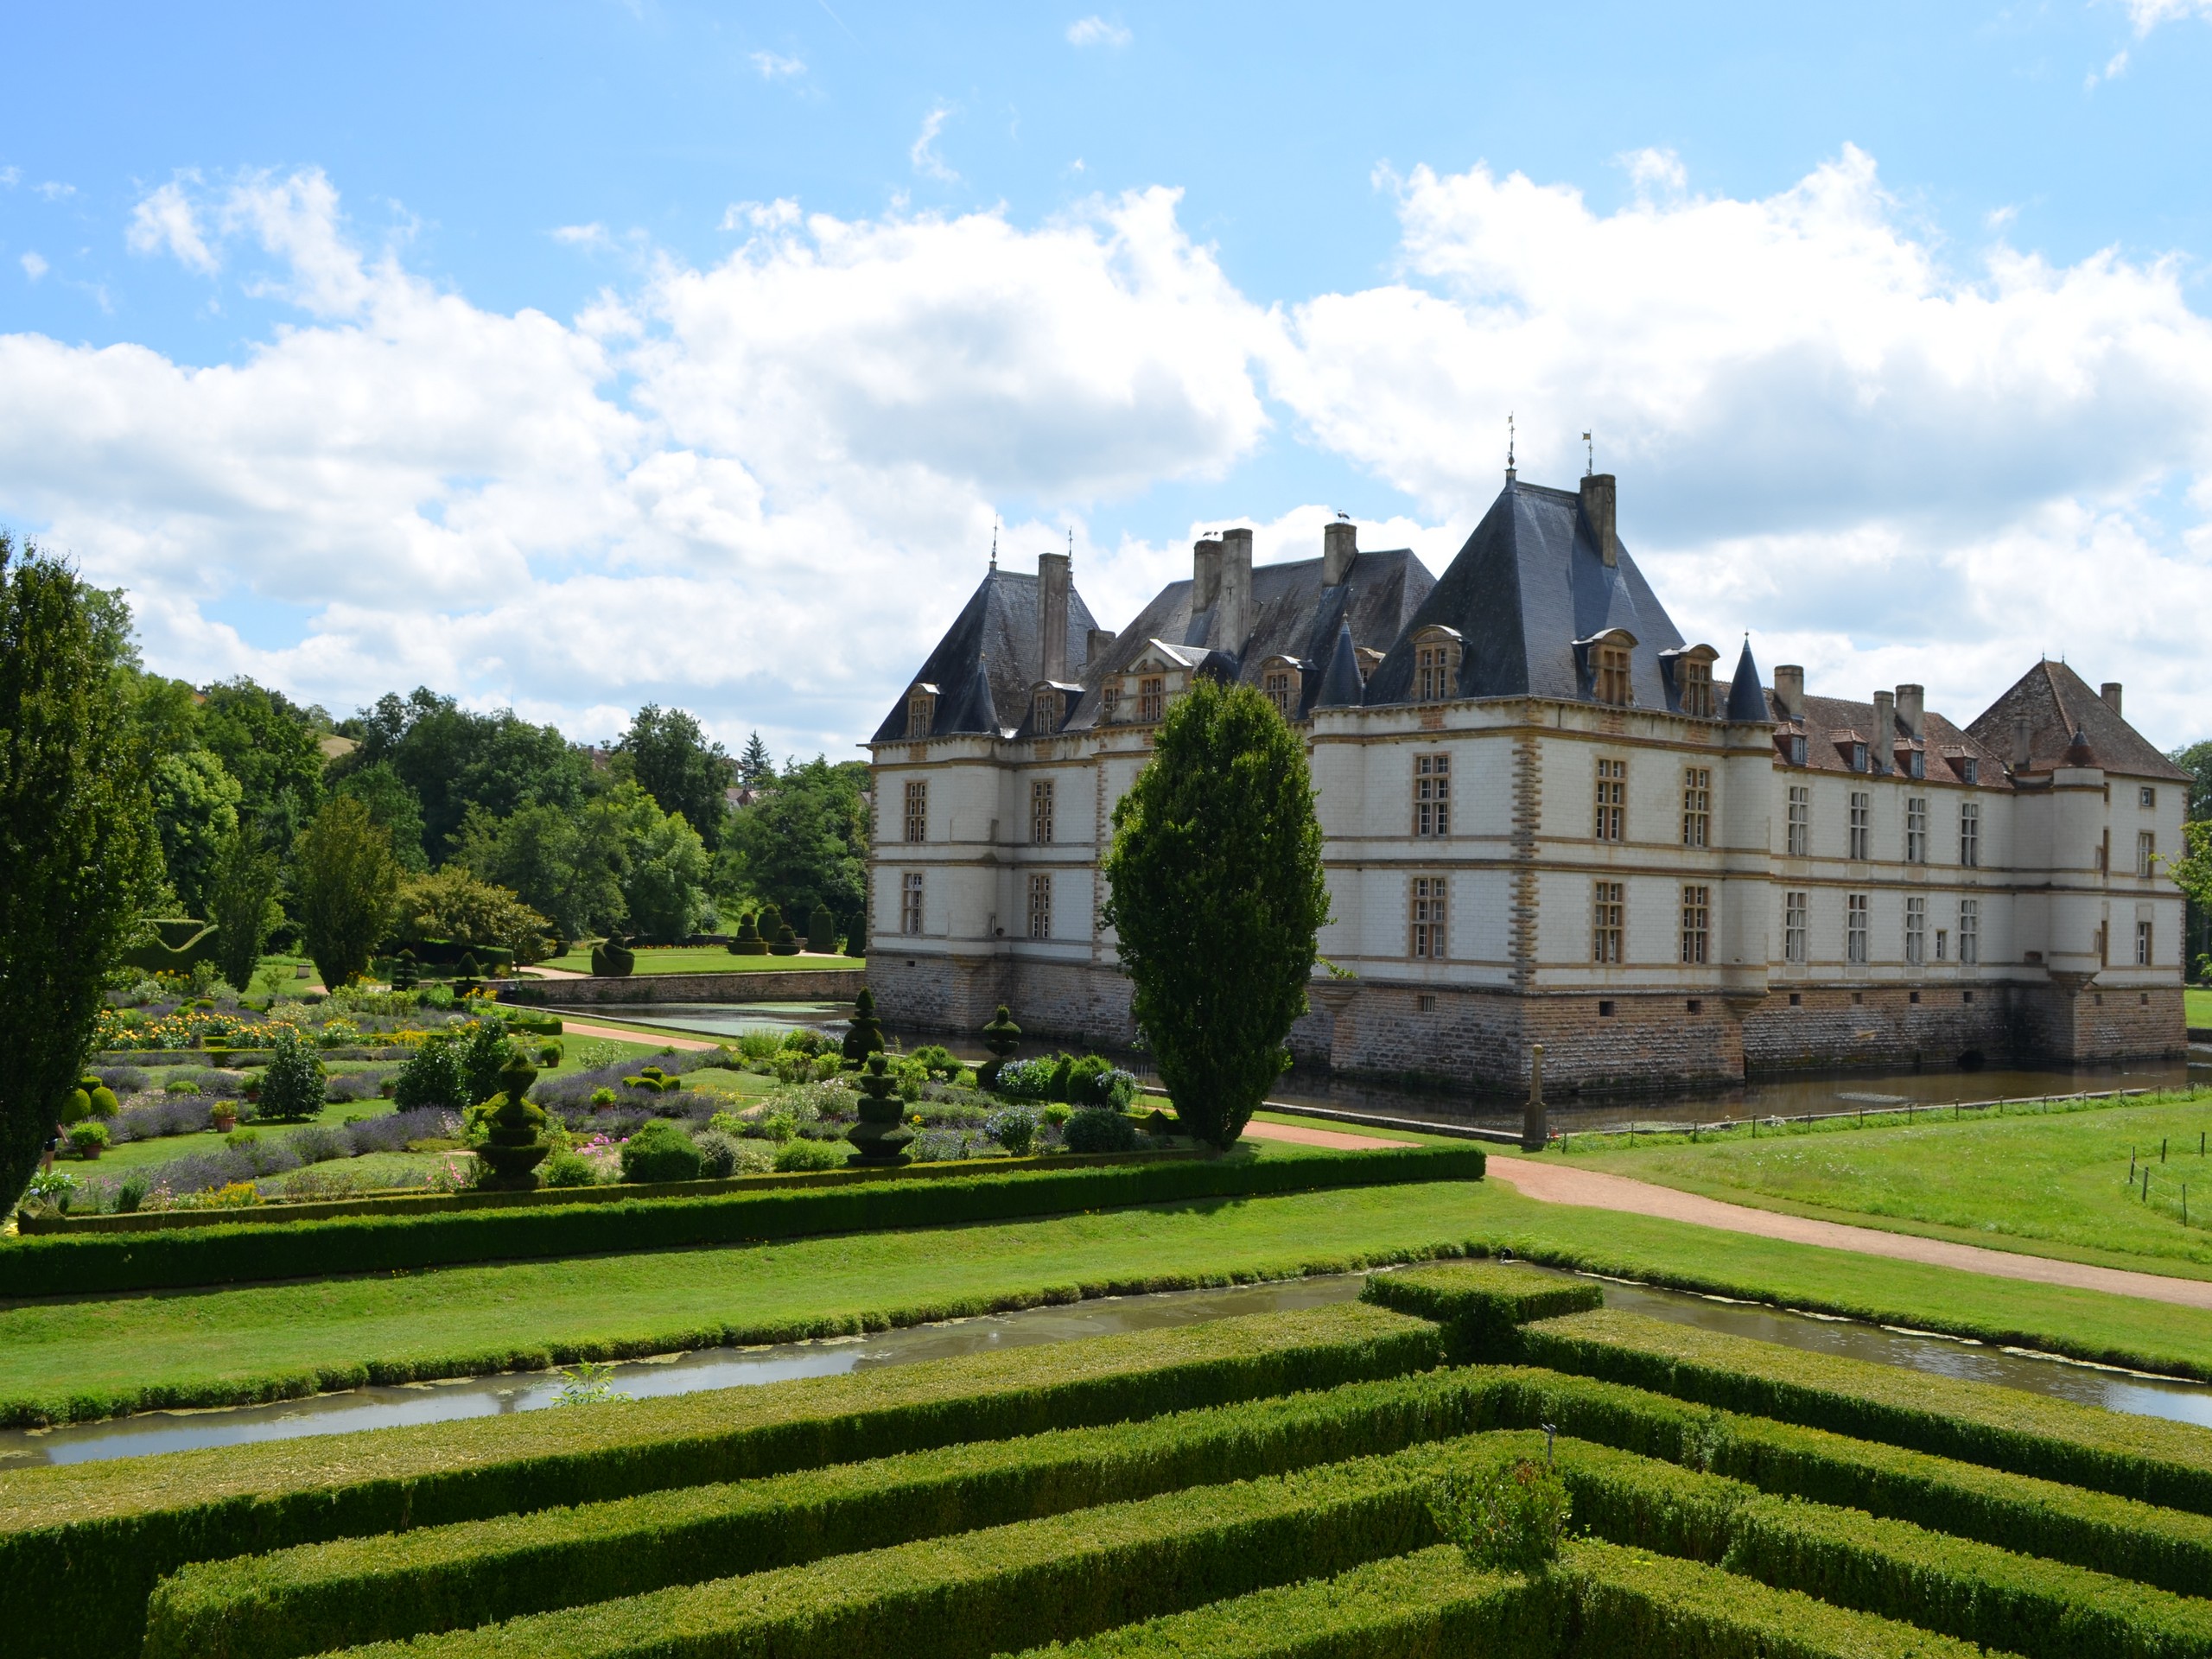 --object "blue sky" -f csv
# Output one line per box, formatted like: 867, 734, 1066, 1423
5, 1, 2212, 753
